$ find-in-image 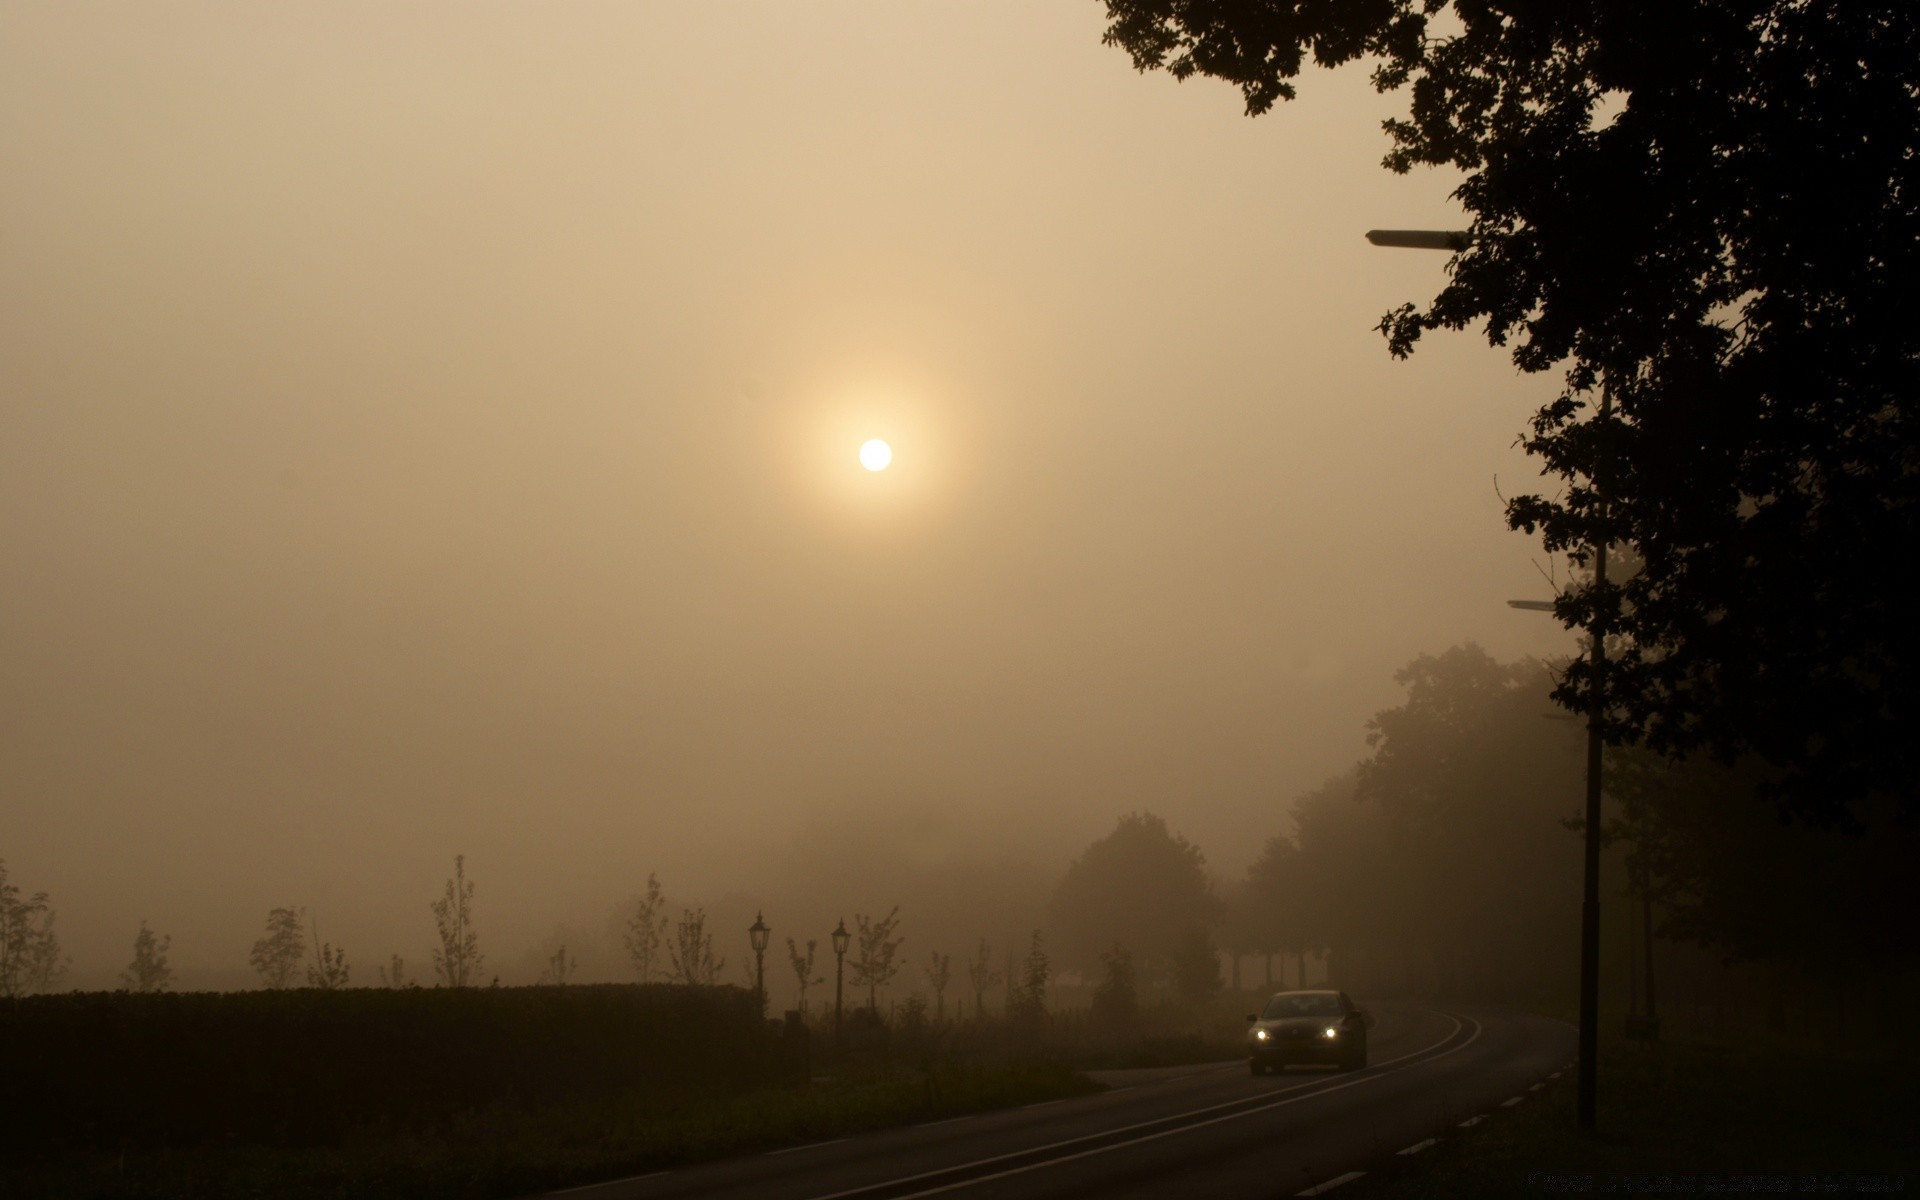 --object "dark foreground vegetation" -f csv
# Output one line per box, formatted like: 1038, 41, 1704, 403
1343, 1020, 1920, 1199
0, 982, 1252, 1200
